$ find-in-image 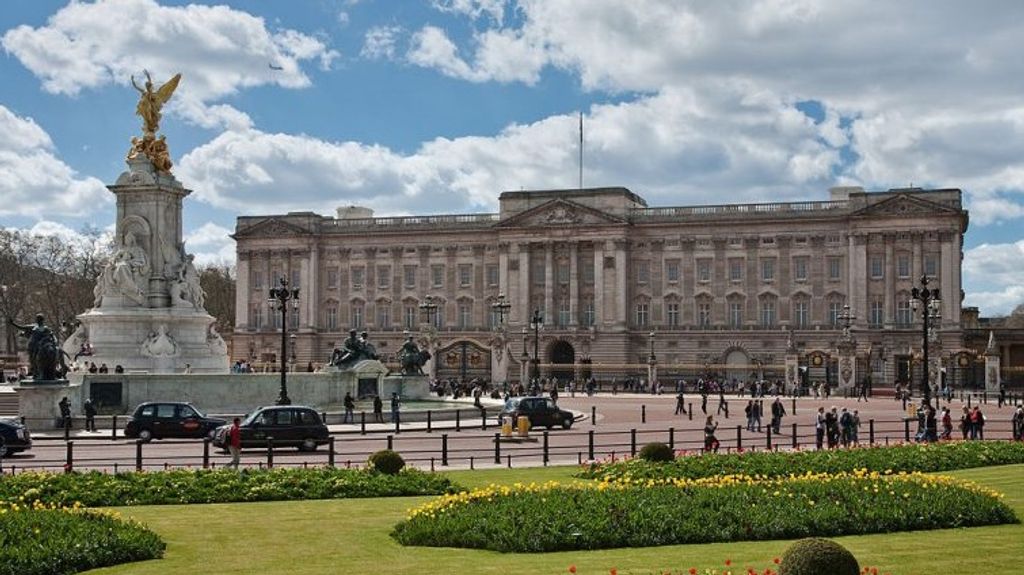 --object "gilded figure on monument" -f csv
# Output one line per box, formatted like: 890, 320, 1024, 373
128, 70, 181, 173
